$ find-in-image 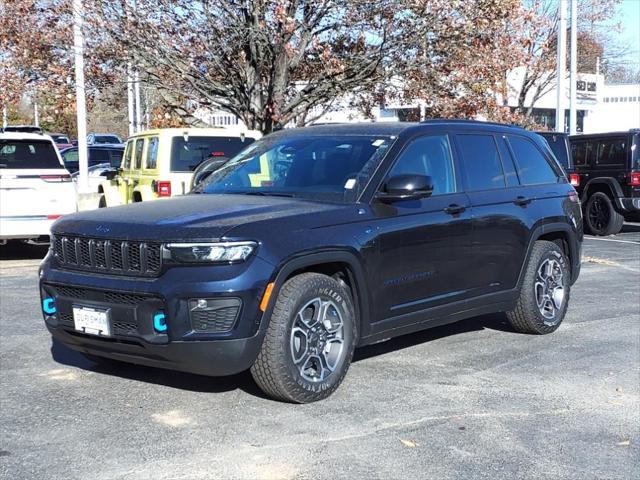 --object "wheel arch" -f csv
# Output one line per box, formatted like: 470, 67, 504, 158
520, 223, 580, 286
264, 250, 371, 344
581, 177, 624, 206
